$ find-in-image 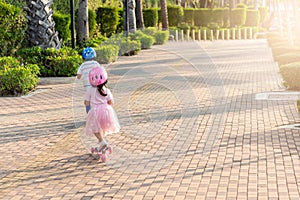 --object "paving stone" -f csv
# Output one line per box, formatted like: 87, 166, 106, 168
1, 40, 300, 199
